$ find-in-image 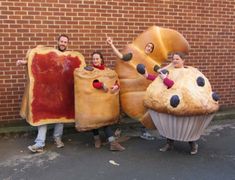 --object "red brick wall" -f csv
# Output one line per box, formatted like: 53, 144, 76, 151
0, 0, 234, 122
